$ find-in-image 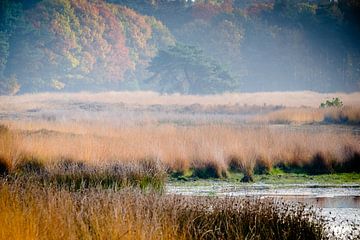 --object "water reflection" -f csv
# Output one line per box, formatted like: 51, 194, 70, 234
263, 195, 360, 208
